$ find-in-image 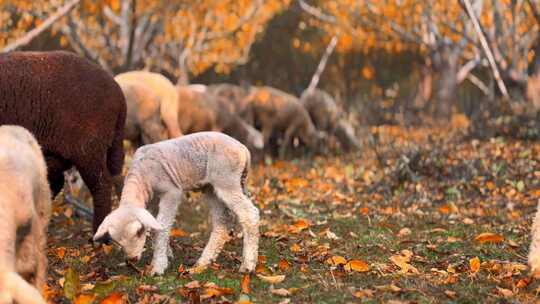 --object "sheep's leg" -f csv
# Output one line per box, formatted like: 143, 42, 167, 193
194, 191, 234, 269
214, 187, 259, 273
151, 190, 182, 275
261, 124, 274, 154
529, 199, 540, 277
77, 159, 112, 232
279, 123, 298, 158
